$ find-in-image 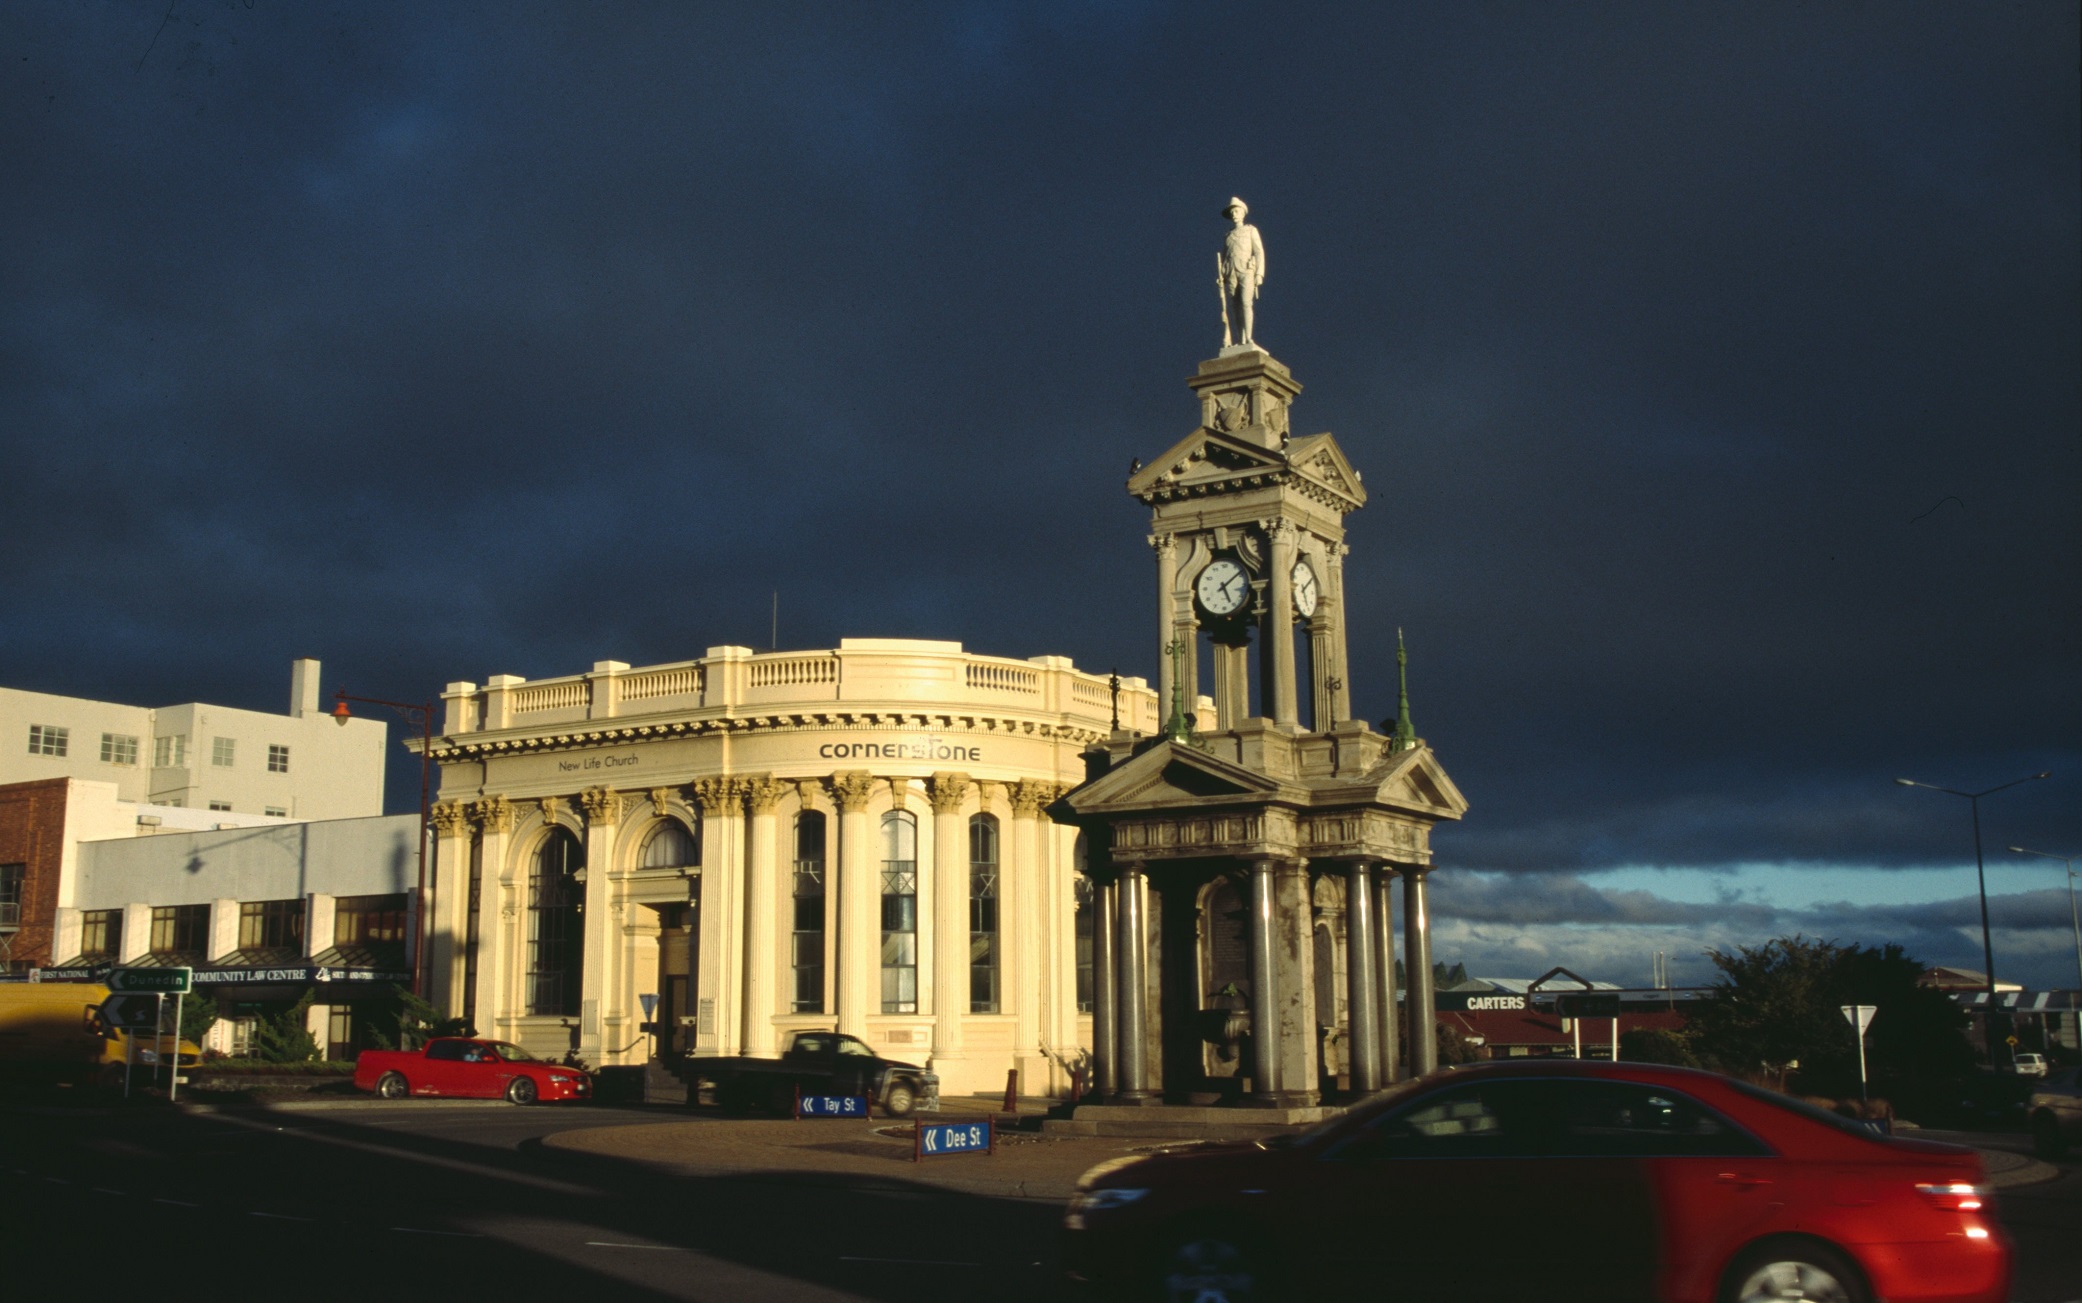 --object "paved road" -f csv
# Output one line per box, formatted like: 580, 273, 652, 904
3, 1098, 2076, 1302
